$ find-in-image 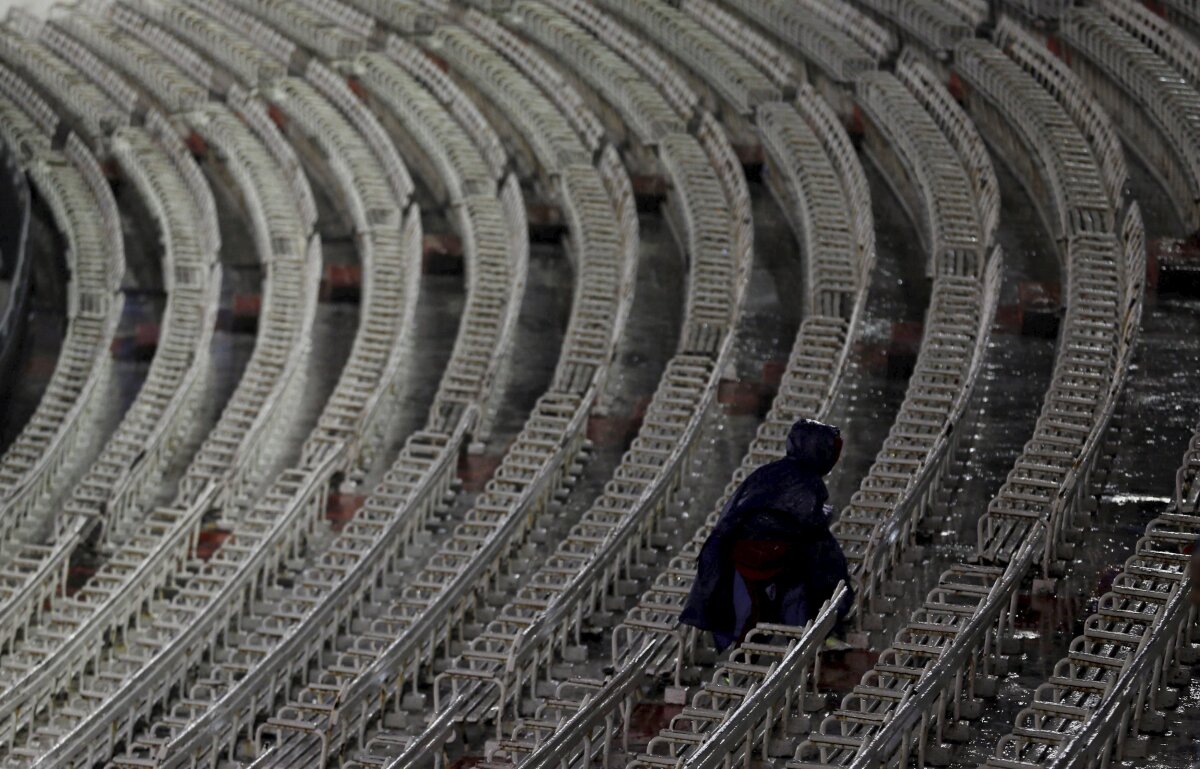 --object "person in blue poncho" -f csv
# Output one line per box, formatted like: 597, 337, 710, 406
680, 418, 853, 652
